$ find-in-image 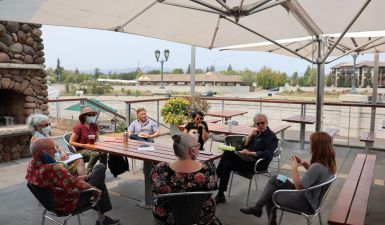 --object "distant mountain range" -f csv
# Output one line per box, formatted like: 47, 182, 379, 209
79, 65, 228, 74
